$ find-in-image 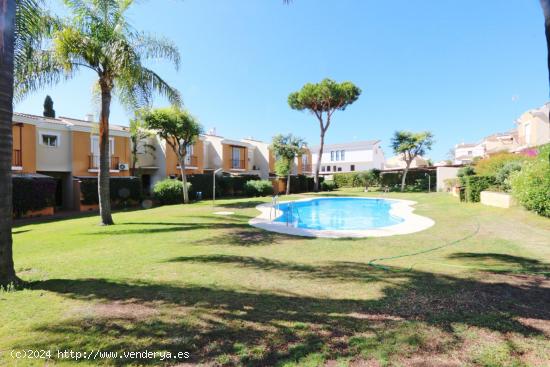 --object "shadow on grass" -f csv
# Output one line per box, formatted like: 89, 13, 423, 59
84, 222, 247, 236
168, 256, 384, 283
25, 258, 550, 365
214, 200, 267, 209
448, 252, 550, 277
